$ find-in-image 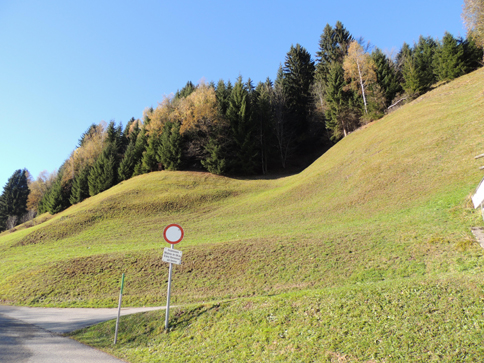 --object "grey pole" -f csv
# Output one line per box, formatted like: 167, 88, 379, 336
165, 244, 174, 330
114, 273, 125, 344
